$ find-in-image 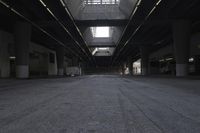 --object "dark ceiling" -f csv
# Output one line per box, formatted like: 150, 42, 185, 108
0, 0, 200, 67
